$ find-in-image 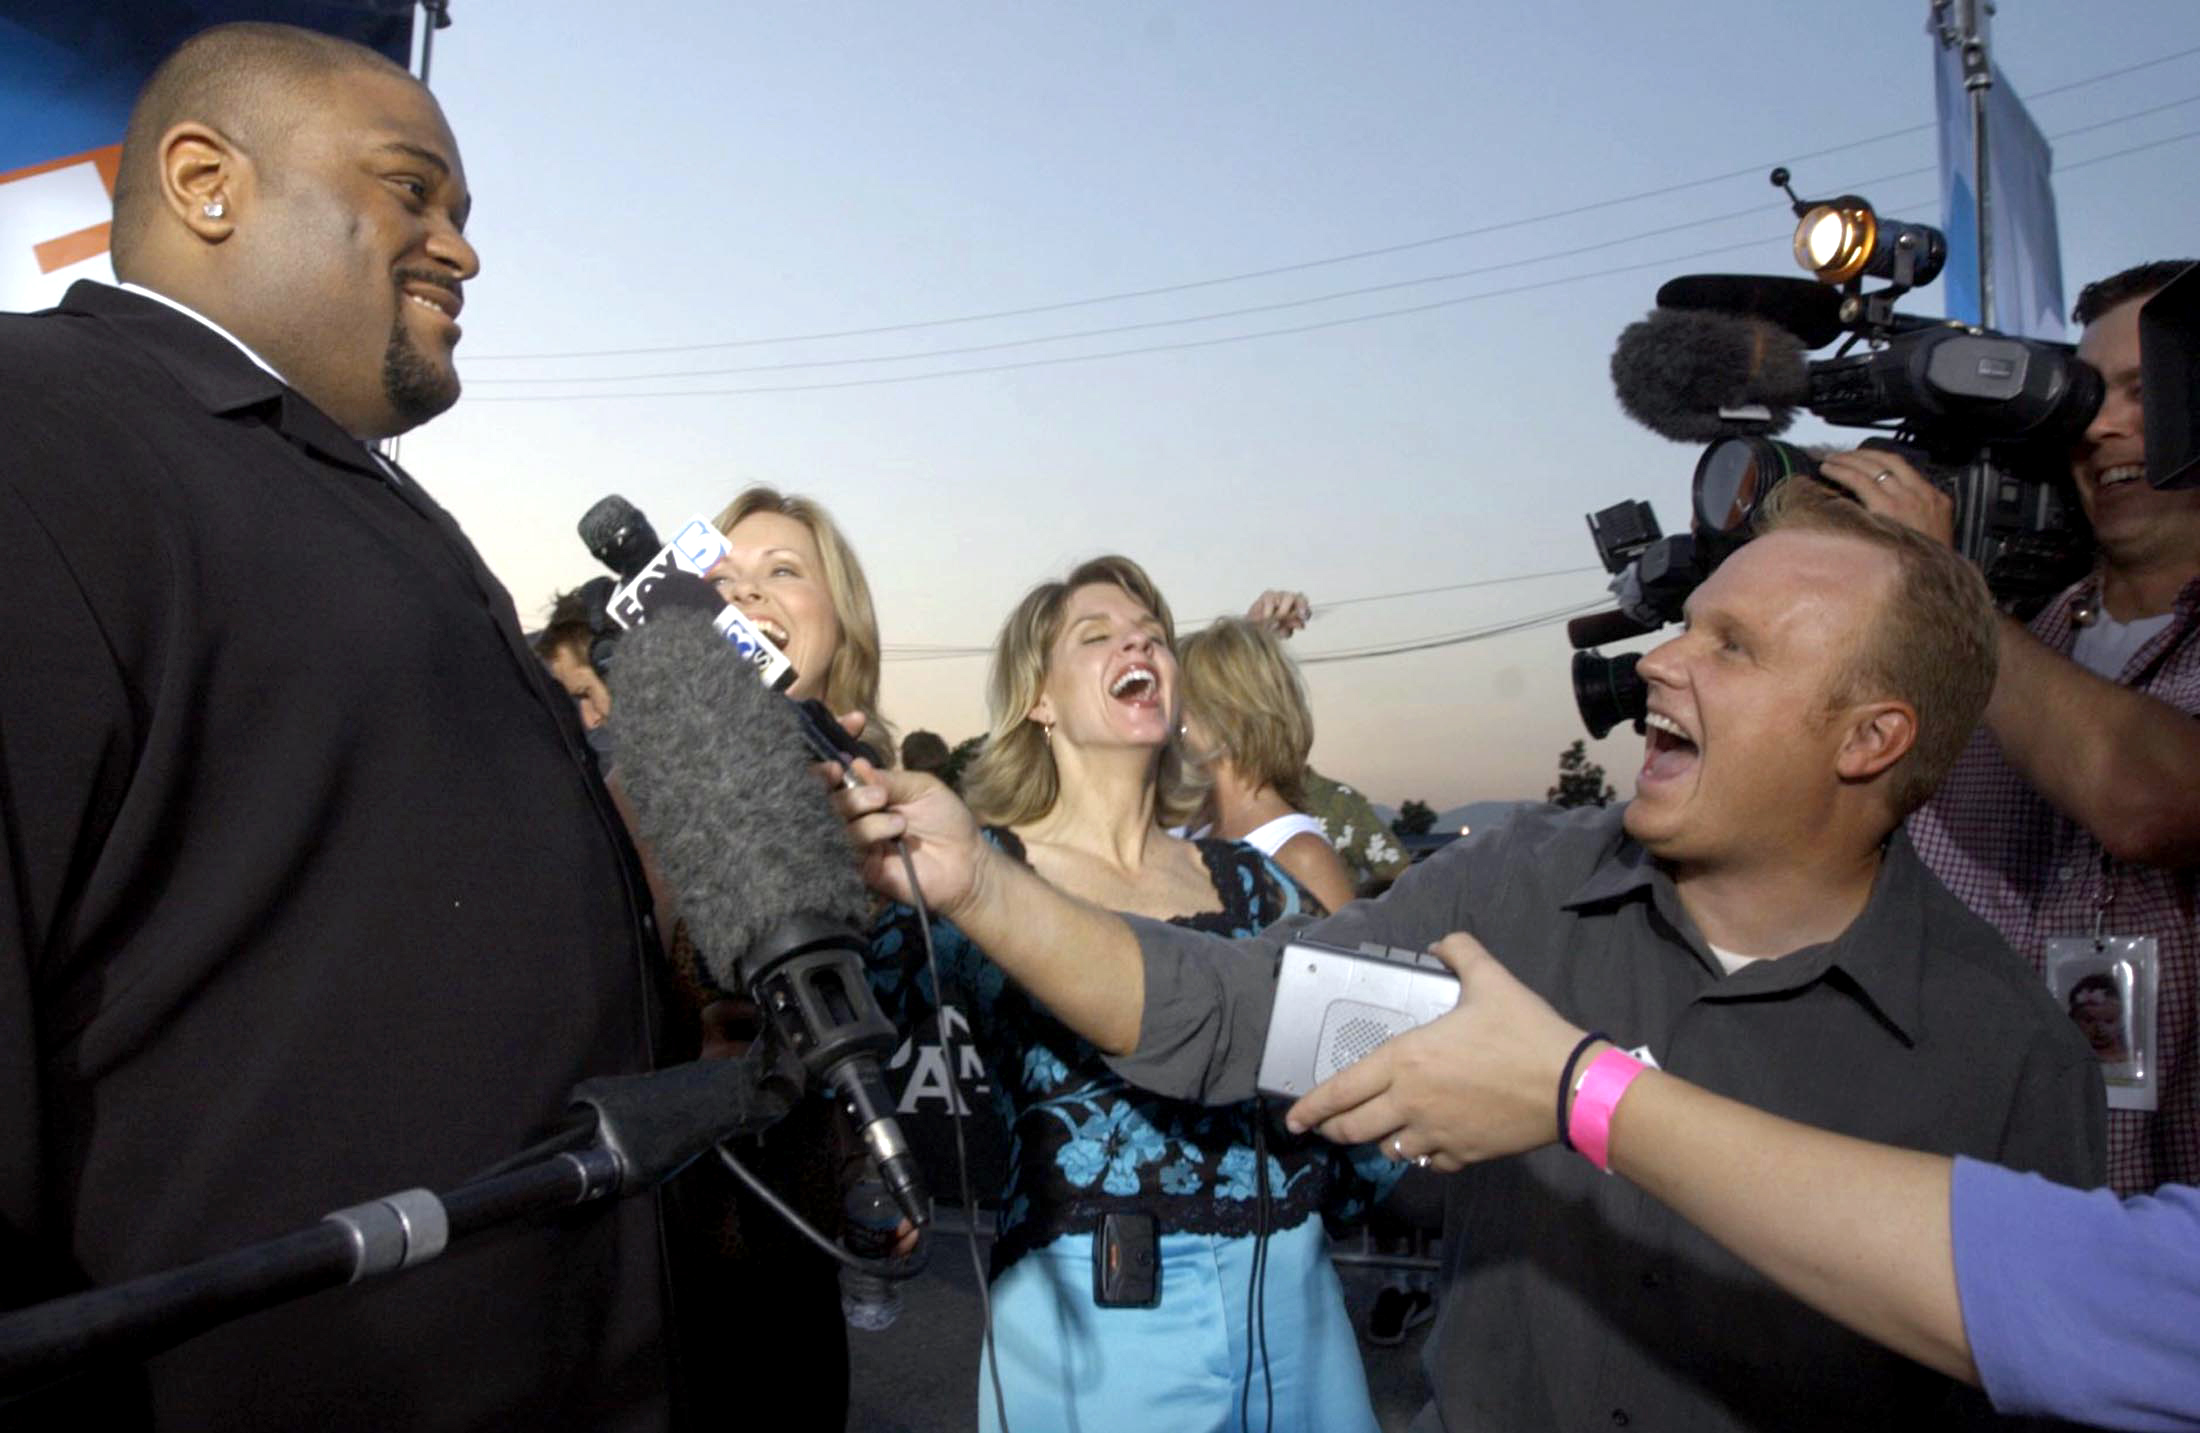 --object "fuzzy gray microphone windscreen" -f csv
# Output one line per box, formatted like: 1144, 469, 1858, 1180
606, 612, 873, 996
1610, 306, 1809, 444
